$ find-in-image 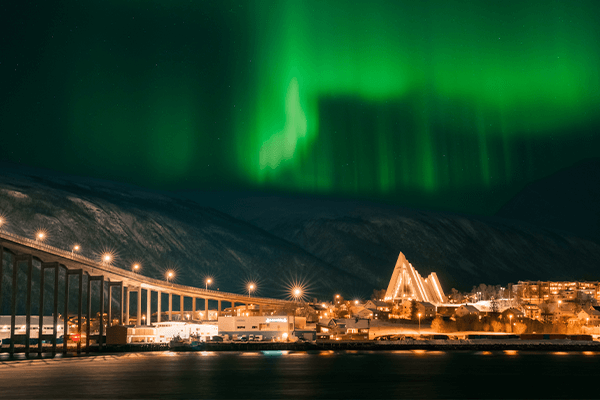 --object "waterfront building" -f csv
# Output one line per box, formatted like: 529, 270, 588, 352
316, 318, 370, 340
107, 321, 218, 344
217, 315, 305, 341
384, 252, 446, 305
0, 316, 64, 341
